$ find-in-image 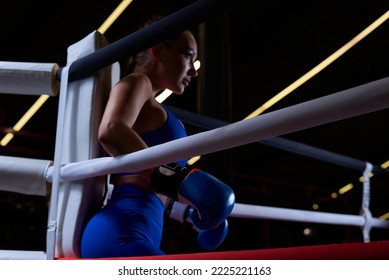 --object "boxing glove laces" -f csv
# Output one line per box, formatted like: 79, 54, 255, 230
166, 199, 228, 251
